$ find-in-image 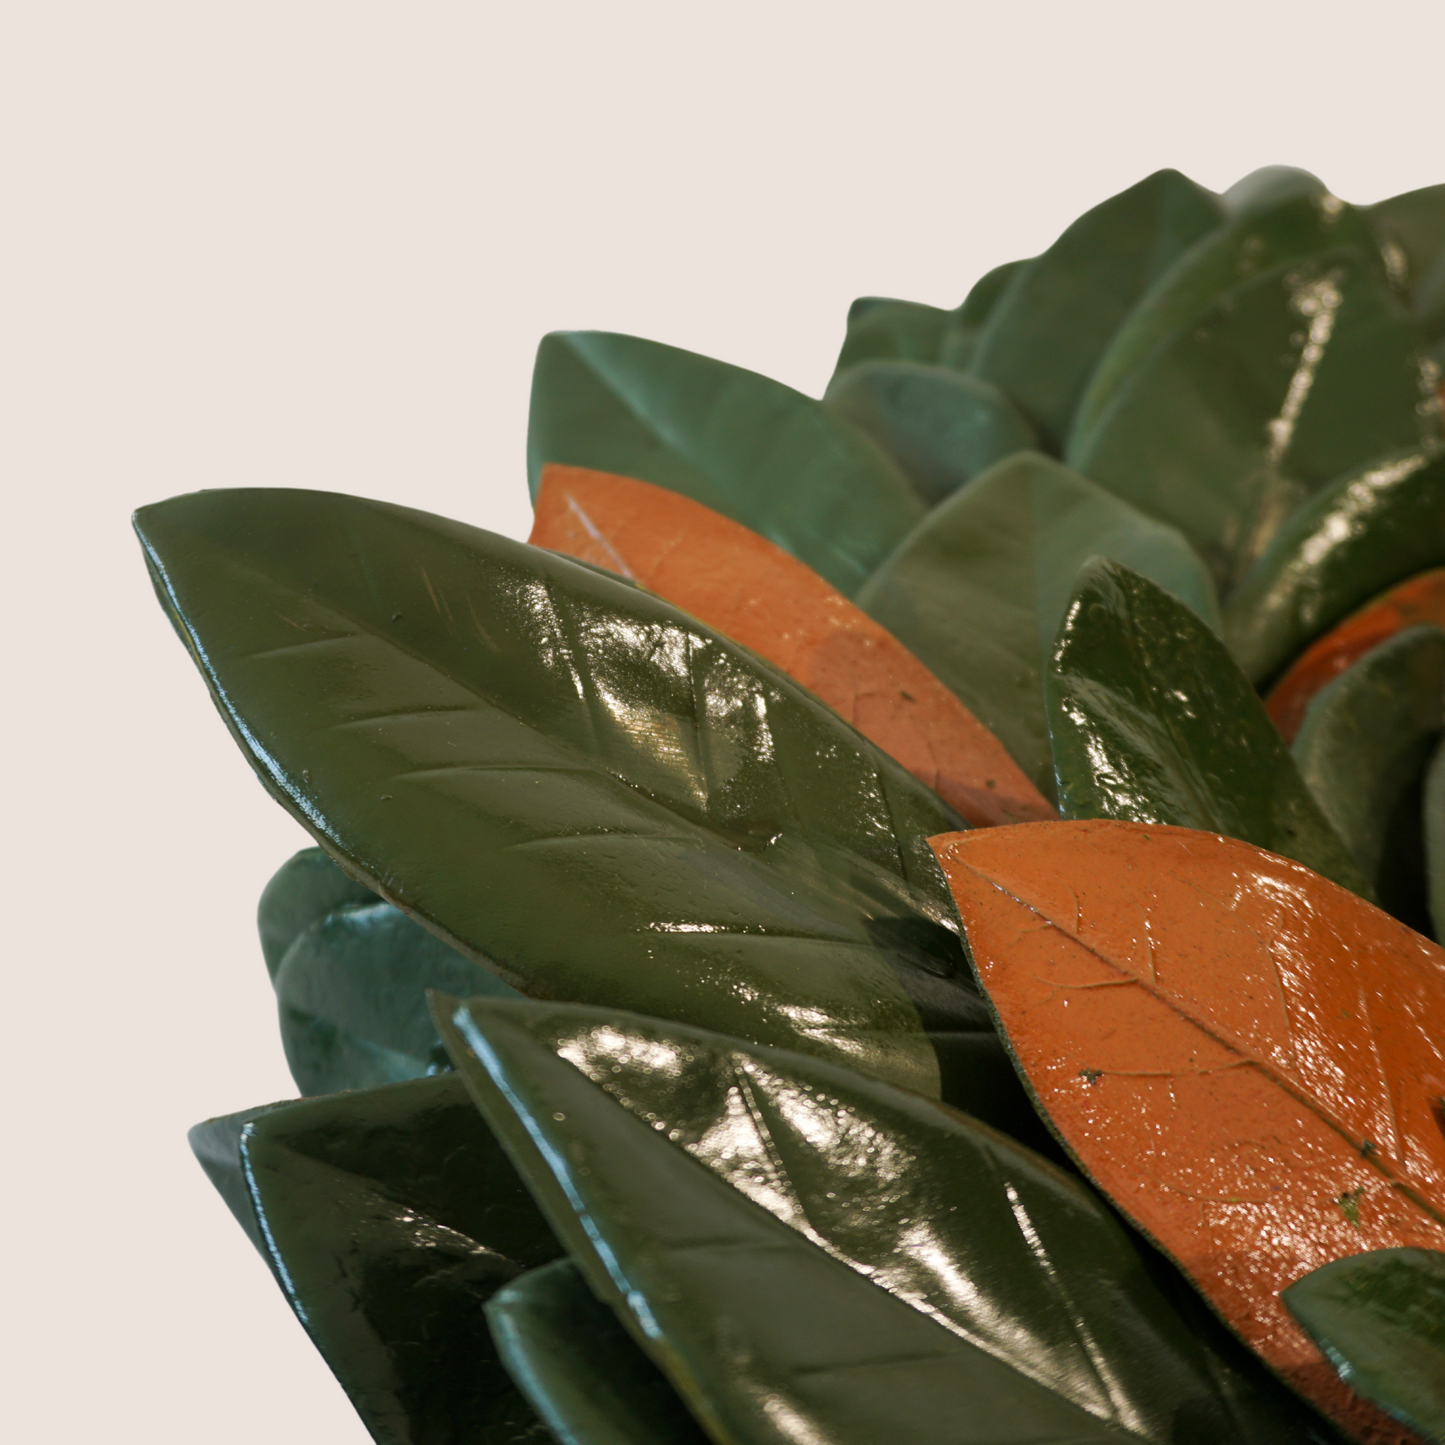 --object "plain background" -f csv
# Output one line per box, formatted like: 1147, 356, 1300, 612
4, 1, 1444, 1438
